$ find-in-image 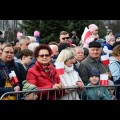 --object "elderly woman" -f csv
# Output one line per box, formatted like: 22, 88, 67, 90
26, 44, 64, 100
55, 47, 84, 100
